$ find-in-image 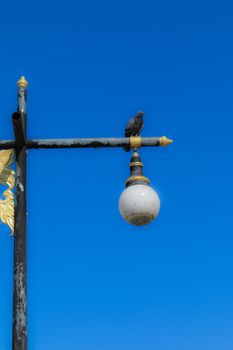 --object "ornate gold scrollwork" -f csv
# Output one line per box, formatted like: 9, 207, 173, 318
0, 149, 15, 235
